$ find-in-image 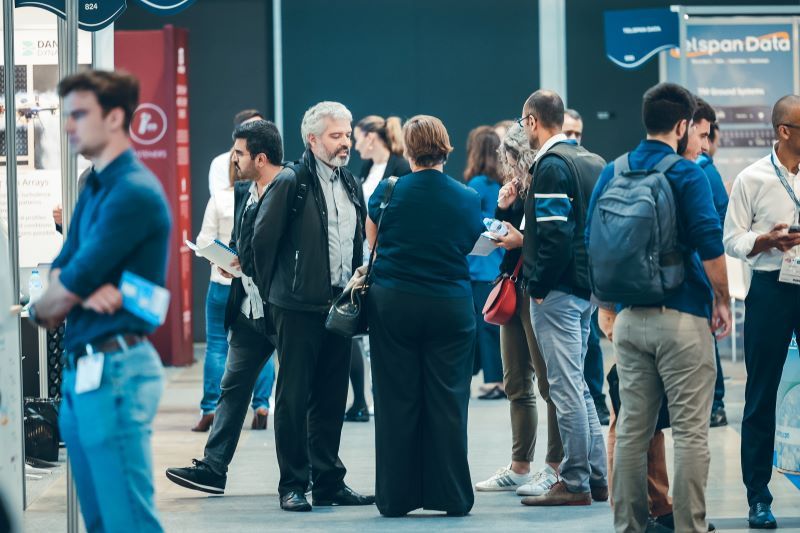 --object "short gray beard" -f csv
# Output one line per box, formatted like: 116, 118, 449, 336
320, 146, 350, 167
